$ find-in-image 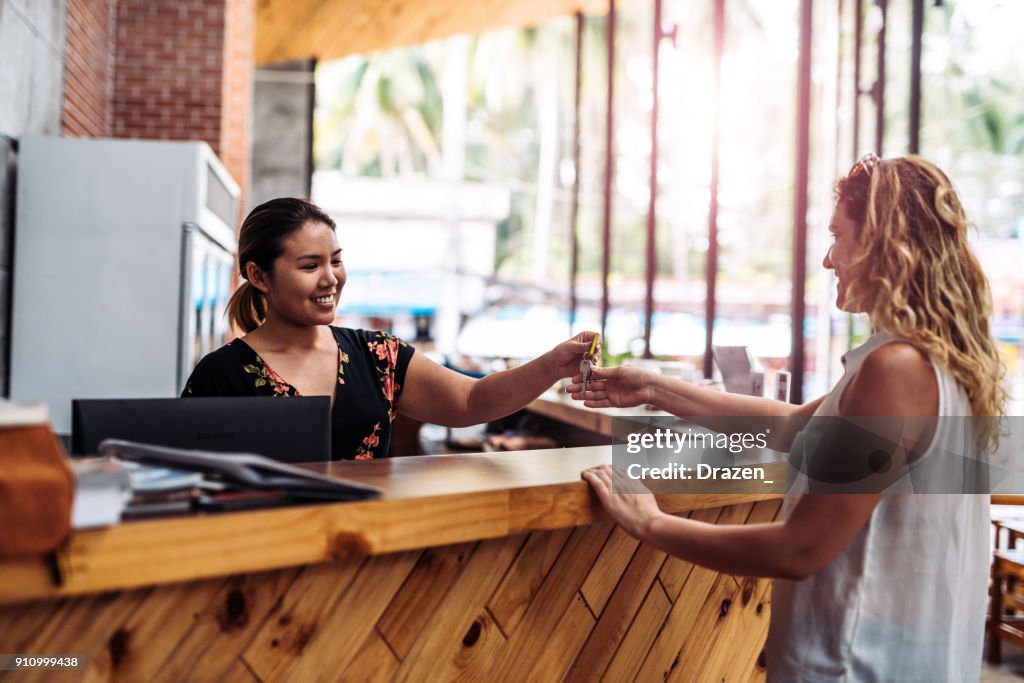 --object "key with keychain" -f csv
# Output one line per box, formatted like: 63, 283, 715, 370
579, 334, 600, 394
